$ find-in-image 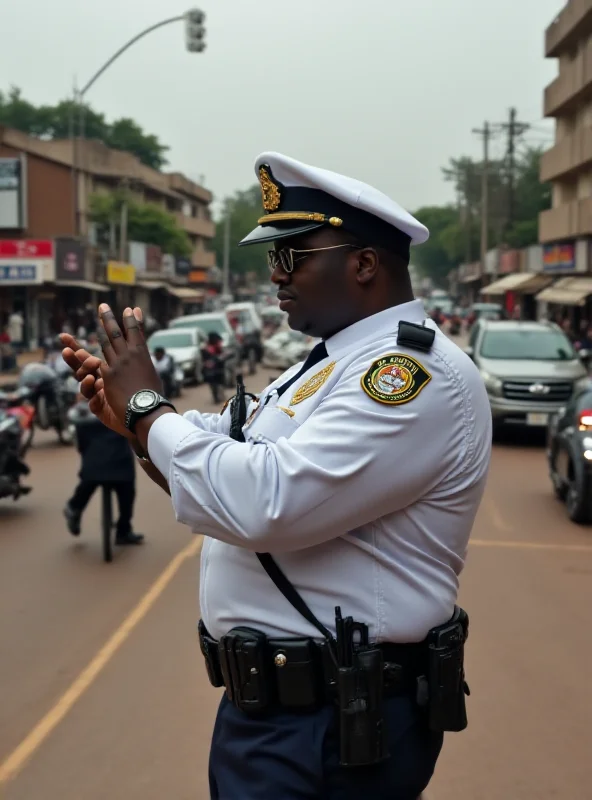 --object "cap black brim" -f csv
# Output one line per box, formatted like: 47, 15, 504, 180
238, 222, 325, 247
